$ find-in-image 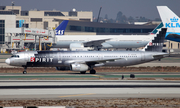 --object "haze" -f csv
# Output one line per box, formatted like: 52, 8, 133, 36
1, 0, 180, 20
